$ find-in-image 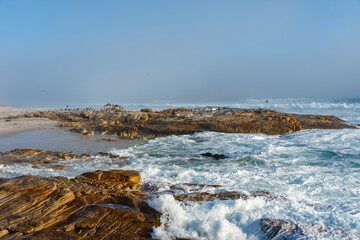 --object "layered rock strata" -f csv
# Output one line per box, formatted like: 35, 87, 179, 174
0, 170, 161, 239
